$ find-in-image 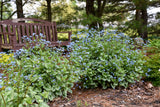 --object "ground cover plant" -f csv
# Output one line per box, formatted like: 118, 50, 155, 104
0, 29, 159, 107
0, 33, 80, 107
70, 29, 145, 89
